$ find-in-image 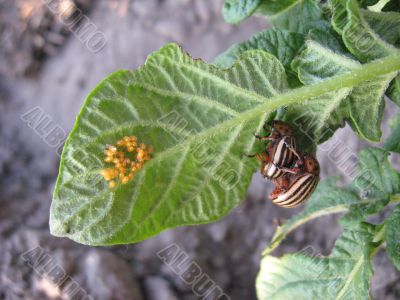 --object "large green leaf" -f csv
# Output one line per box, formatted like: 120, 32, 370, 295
50, 46, 288, 245
215, 28, 304, 87
50, 43, 400, 245
257, 223, 378, 300
263, 147, 400, 255
385, 204, 400, 271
